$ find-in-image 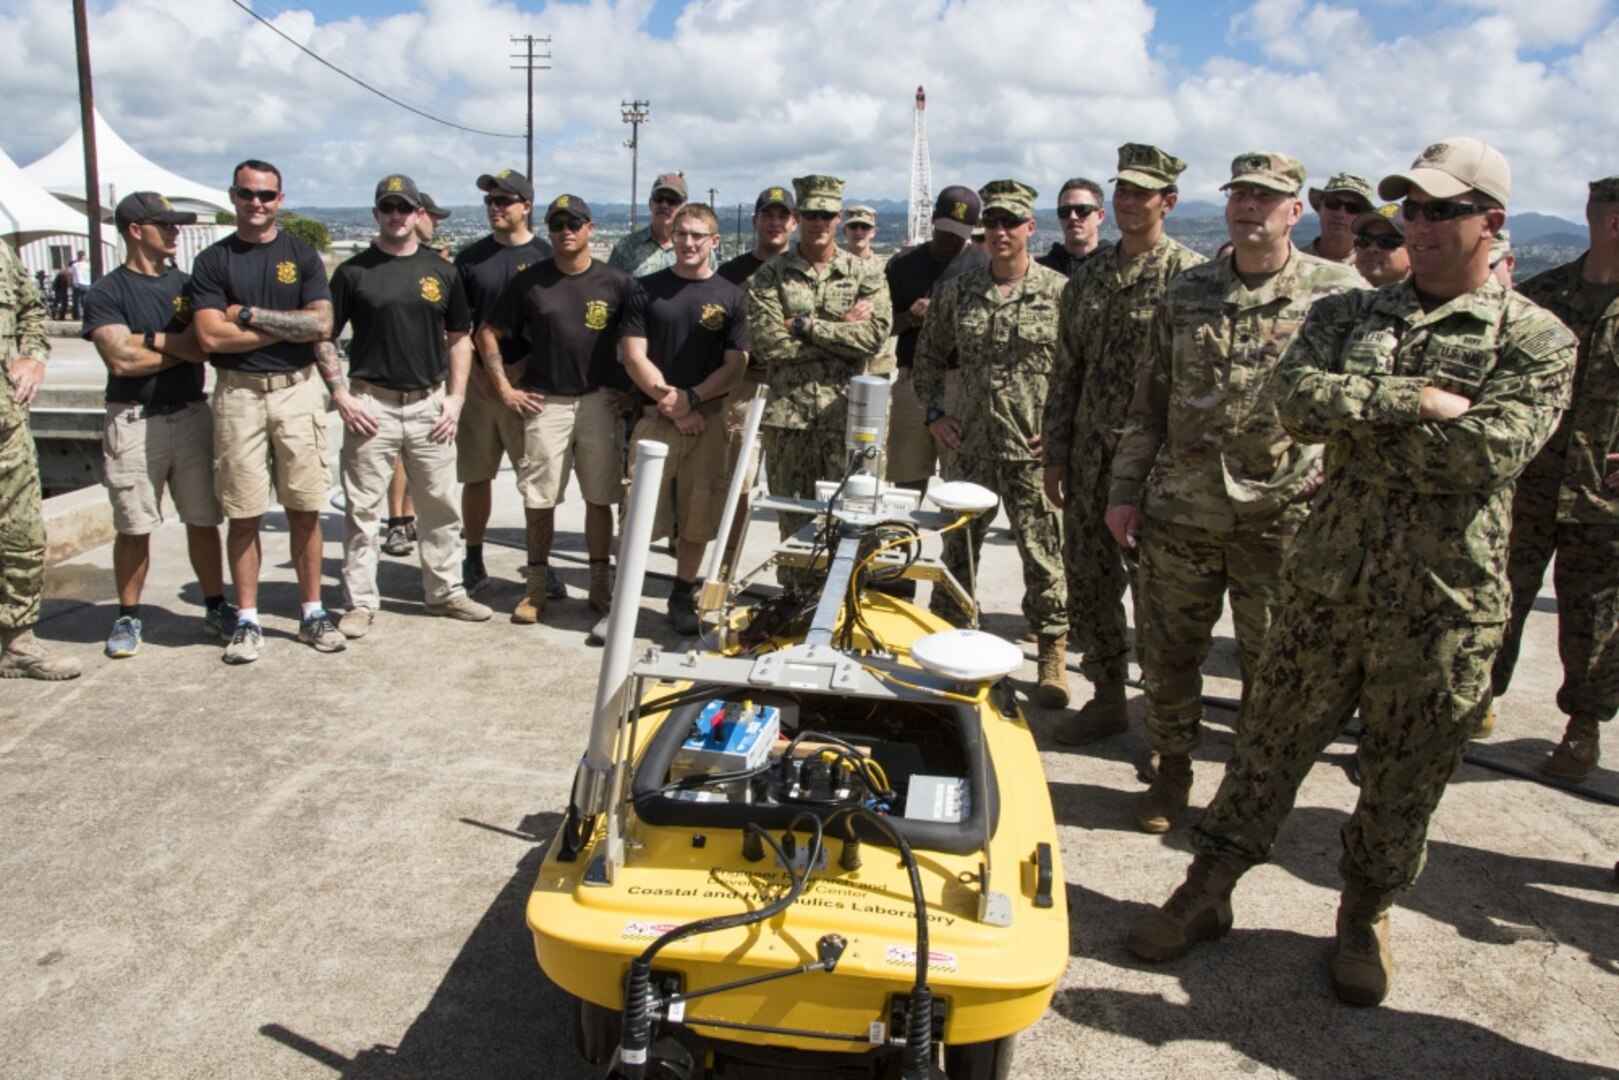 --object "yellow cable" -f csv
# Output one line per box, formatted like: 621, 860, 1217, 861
837, 513, 973, 647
